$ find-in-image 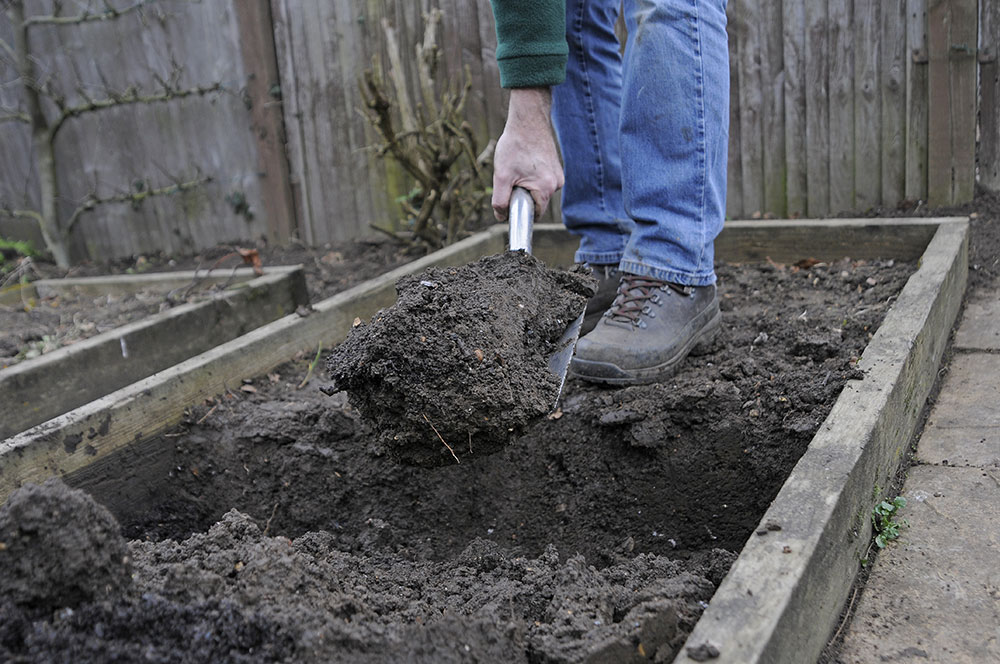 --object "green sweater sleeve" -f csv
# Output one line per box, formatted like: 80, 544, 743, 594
489, 0, 567, 88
